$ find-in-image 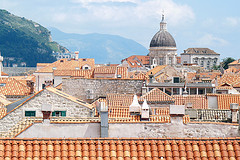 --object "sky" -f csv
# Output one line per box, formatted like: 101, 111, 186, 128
1, 0, 240, 60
